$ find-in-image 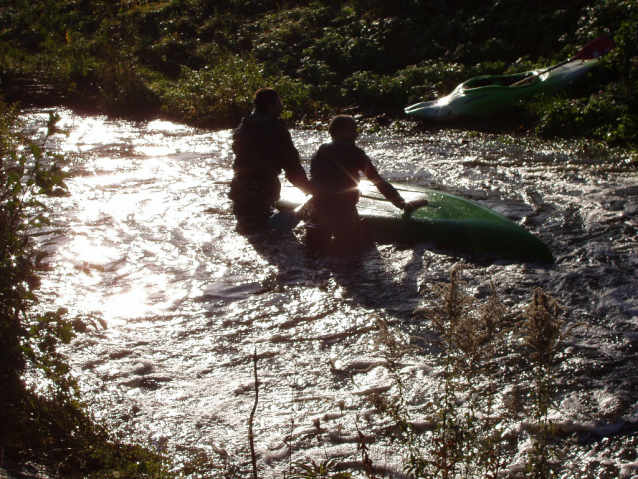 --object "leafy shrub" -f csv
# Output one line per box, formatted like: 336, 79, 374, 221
156, 56, 265, 126
156, 55, 314, 126
529, 83, 638, 145
250, 5, 333, 67
0, 104, 78, 460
